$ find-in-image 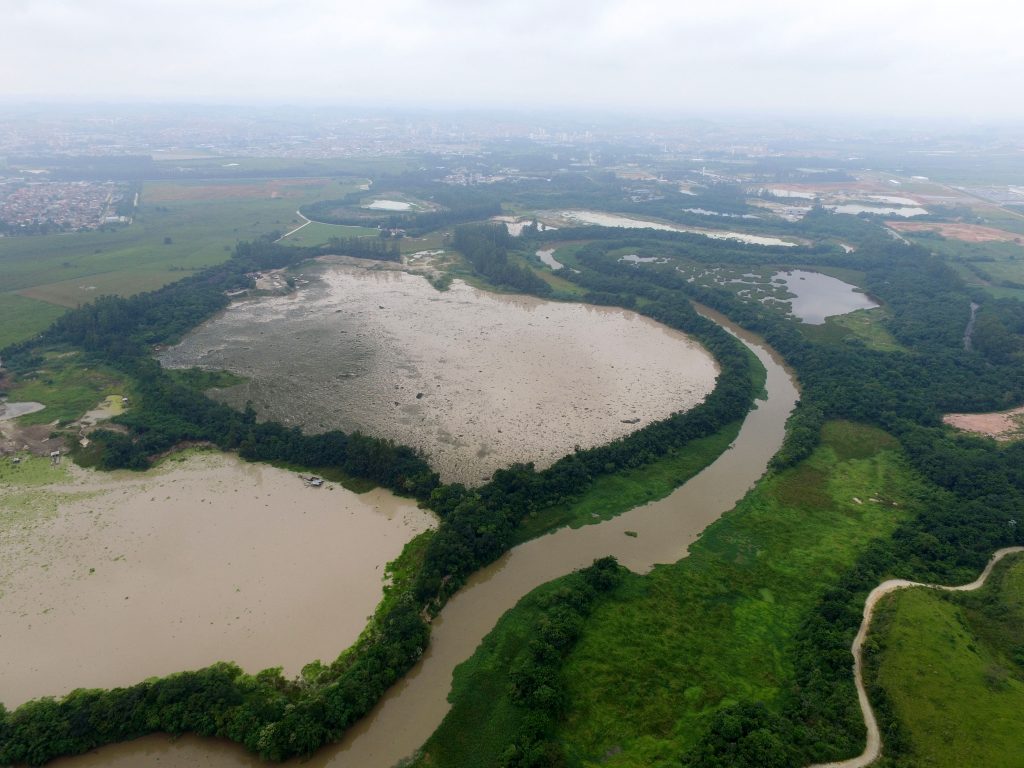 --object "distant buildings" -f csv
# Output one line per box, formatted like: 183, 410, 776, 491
0, 179, 131, 234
